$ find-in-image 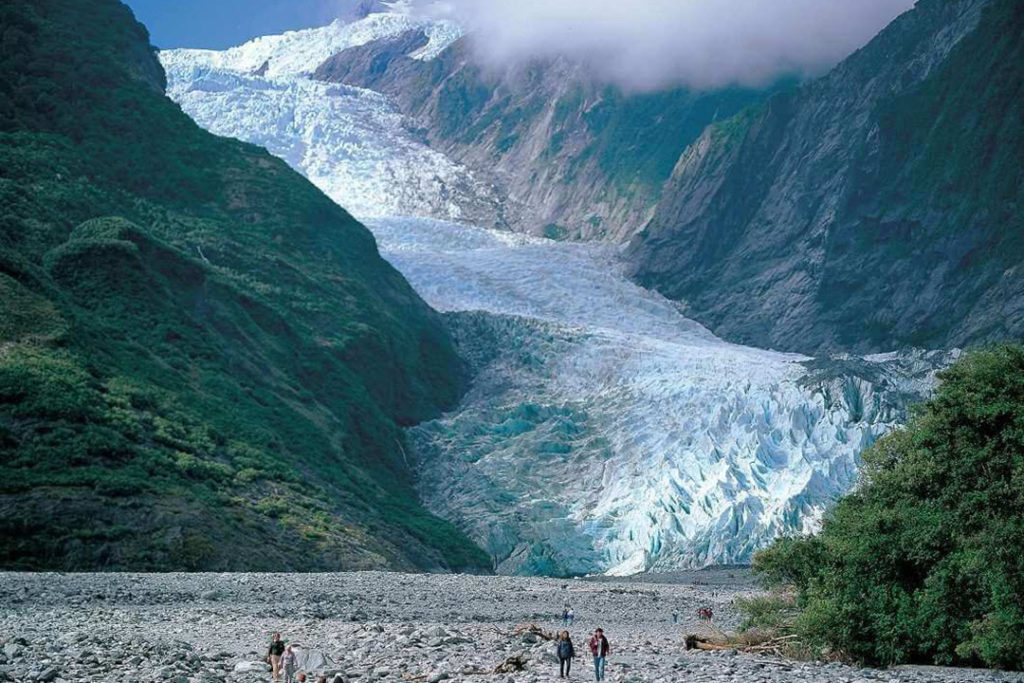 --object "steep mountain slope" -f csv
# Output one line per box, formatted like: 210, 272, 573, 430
316, 34, 773, 239
0, 0, 488, 571
627, 0, 1023, 354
